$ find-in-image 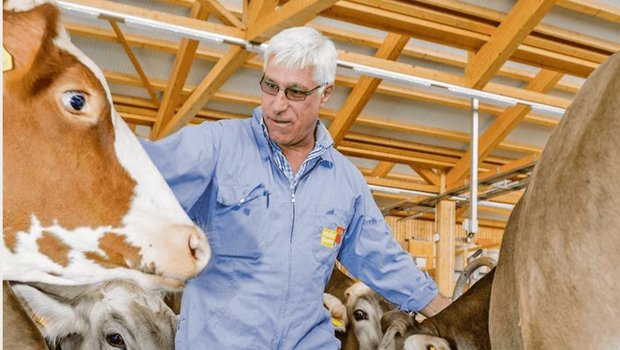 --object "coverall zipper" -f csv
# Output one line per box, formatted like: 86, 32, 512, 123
277, 161, 323, 349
